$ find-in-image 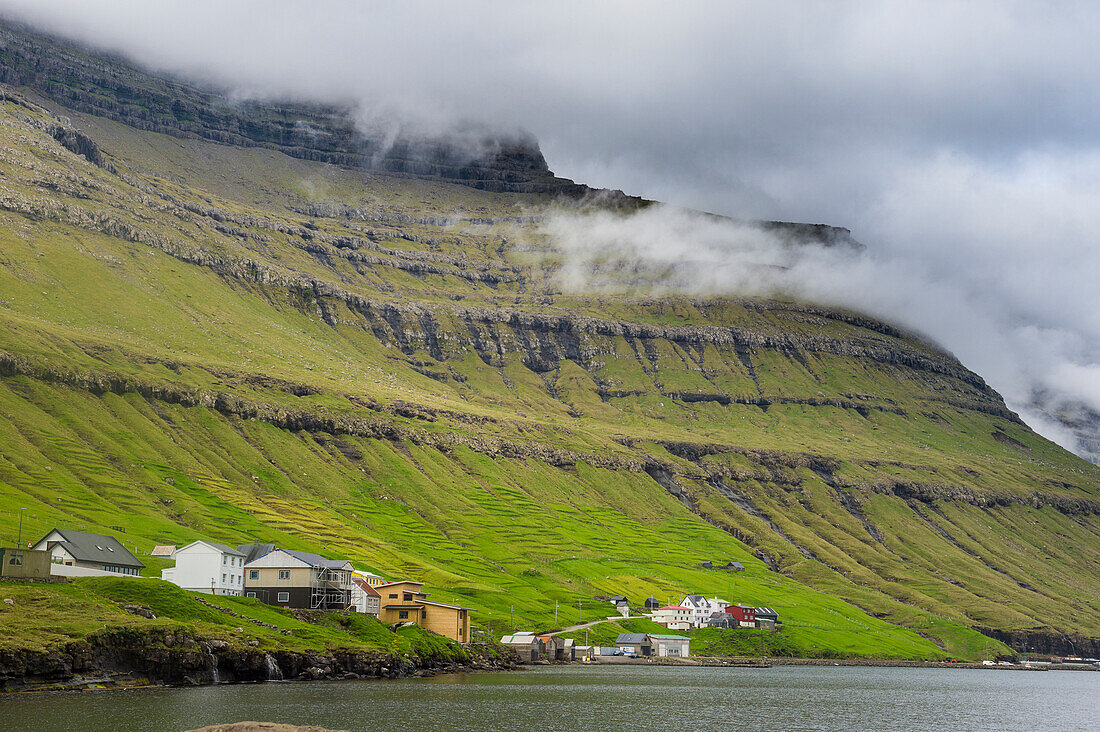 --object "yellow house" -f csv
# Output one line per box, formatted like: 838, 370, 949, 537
377, 580, 471, 643
353, 569, 385, 588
